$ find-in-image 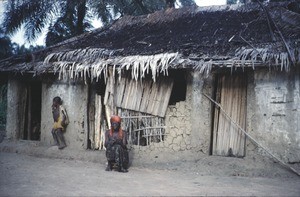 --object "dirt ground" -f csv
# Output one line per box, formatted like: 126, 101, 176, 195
0, 140, 300, 196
